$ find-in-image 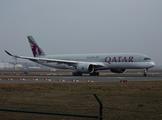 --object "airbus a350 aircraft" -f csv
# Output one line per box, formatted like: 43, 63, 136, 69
5, 36, 155, 76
